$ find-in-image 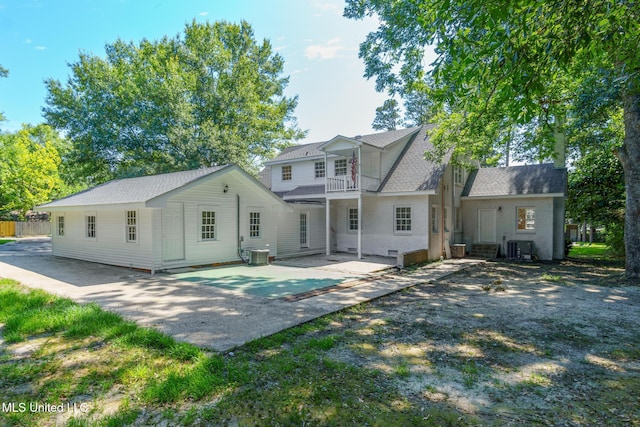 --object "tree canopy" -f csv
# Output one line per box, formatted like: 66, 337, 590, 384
44, 20, 305, 182
0, 125, 64, 218
346, 0, 640, 280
